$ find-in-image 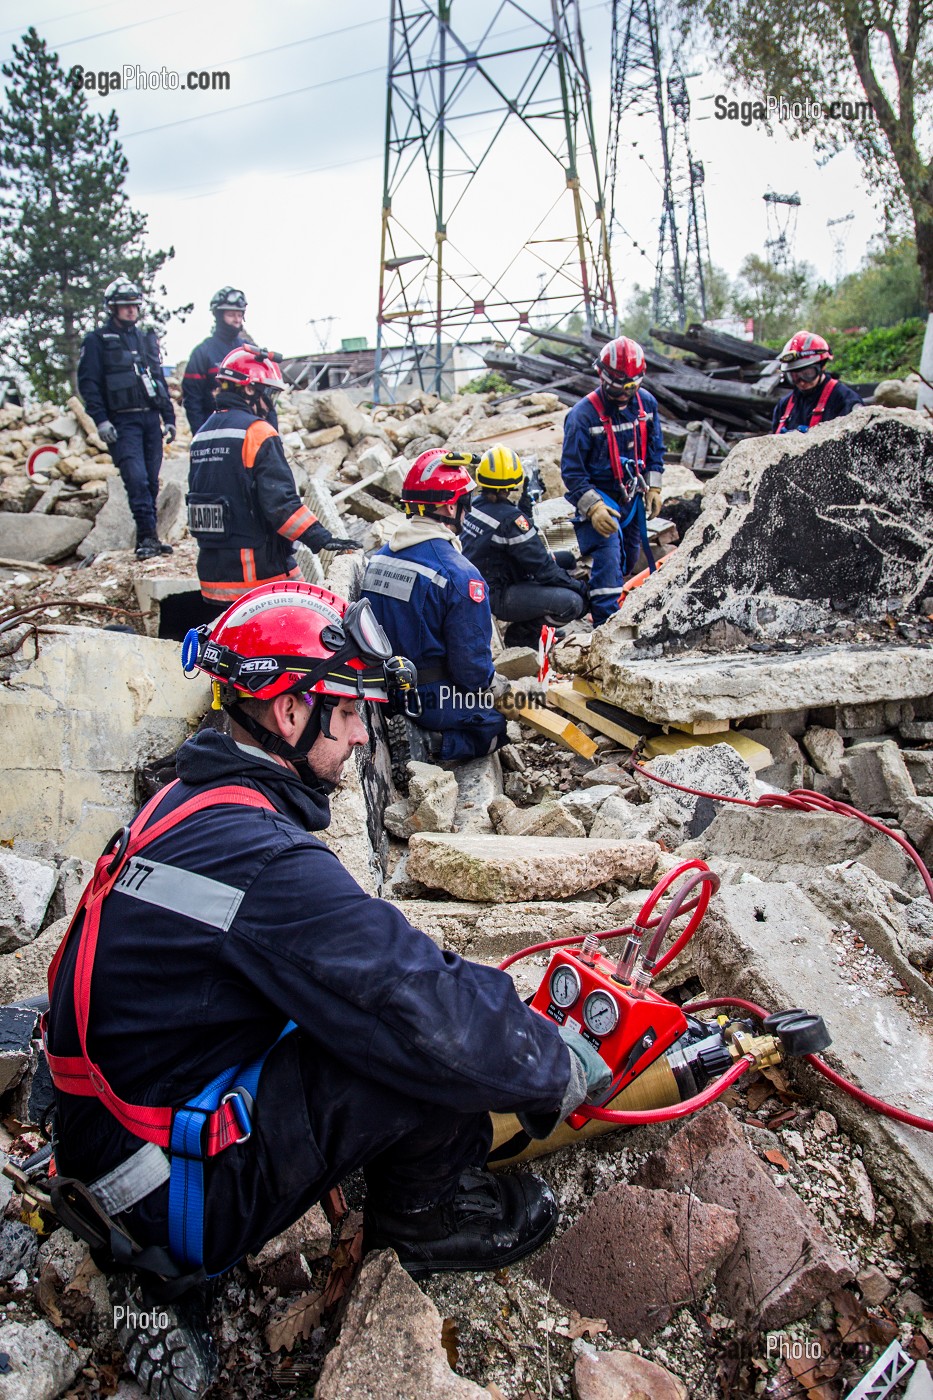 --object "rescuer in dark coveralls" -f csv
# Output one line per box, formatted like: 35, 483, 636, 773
460, 442, 588, 648
45, 580, 610, 1398
362, 449, 509, 762
560, 336, 665, 625
77, 277, 177, 561
186, 346, 358, 609
181, 287, 278, 435
771, 330, 863, 433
